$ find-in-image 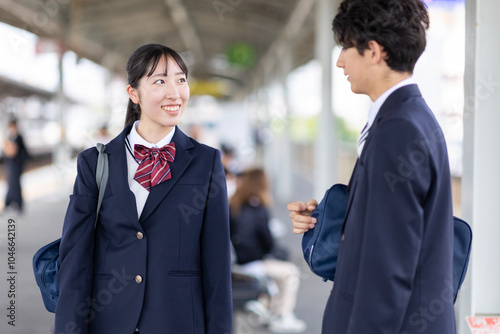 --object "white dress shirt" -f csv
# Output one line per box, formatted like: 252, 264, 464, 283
125, 121, 175, 218
358, 77, 416, 157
